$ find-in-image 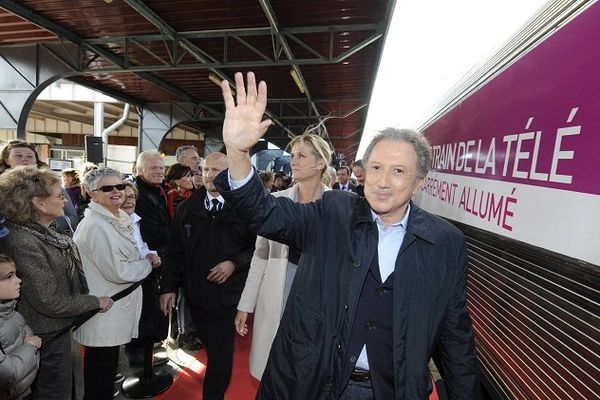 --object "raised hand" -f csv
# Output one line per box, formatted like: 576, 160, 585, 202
221, 72, 272, 155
